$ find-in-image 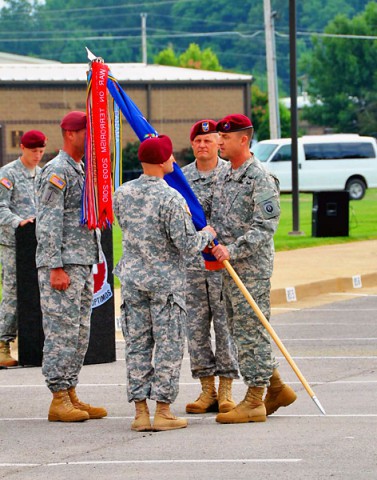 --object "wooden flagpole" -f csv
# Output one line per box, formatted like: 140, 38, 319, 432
223, 259, 326, 415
